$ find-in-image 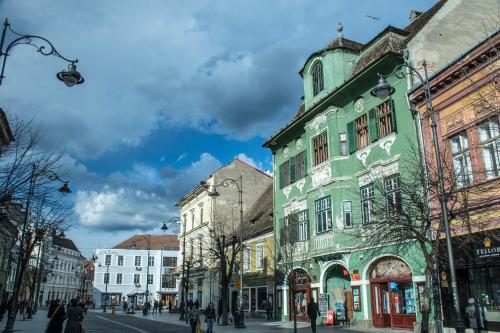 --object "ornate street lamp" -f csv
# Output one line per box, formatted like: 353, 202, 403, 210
370, 57, 465, 333
201, 175, 245, 329
162, 217, 183, 319
0, 18, 84, 87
